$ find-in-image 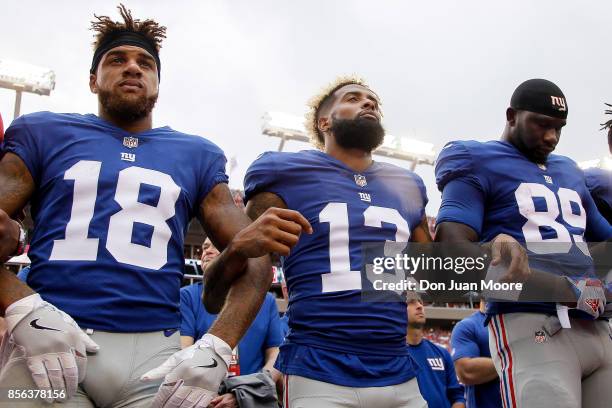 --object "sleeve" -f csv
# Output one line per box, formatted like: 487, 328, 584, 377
196, 149, 229, 205
436, 178, 485, 236
3, 115, 43, 186
450, 319, 480, 361
263, 294, 283, 348
435, 141, 486, 193
411, 172, 429, 220
582, 179, 612, 242
443, 347, 466, 405
179, 286, 198, 338
243, 152, 289, 205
